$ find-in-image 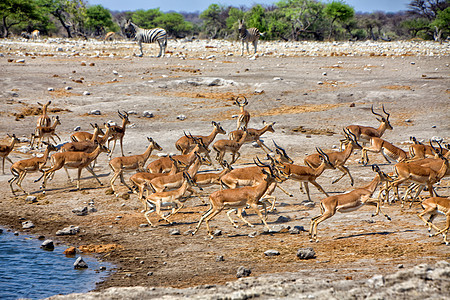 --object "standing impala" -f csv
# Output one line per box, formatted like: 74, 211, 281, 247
109, 137, 162, 195
36, 143, 109, 193
234, 96, 250, 130
9, 142, 57, 195
417, 196, 450, 245
228, 121, 275, 154
33, 116, 61, 147
342, 105, 392, 149
175, 121, 226, 154
192, 159, 287, 238
304, 129, 362, 186
0, 134, 20, 174
70, 123, 105, 142
309, 165, 393, 242
36, 101, 52, 127
108, 111, 130, 158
